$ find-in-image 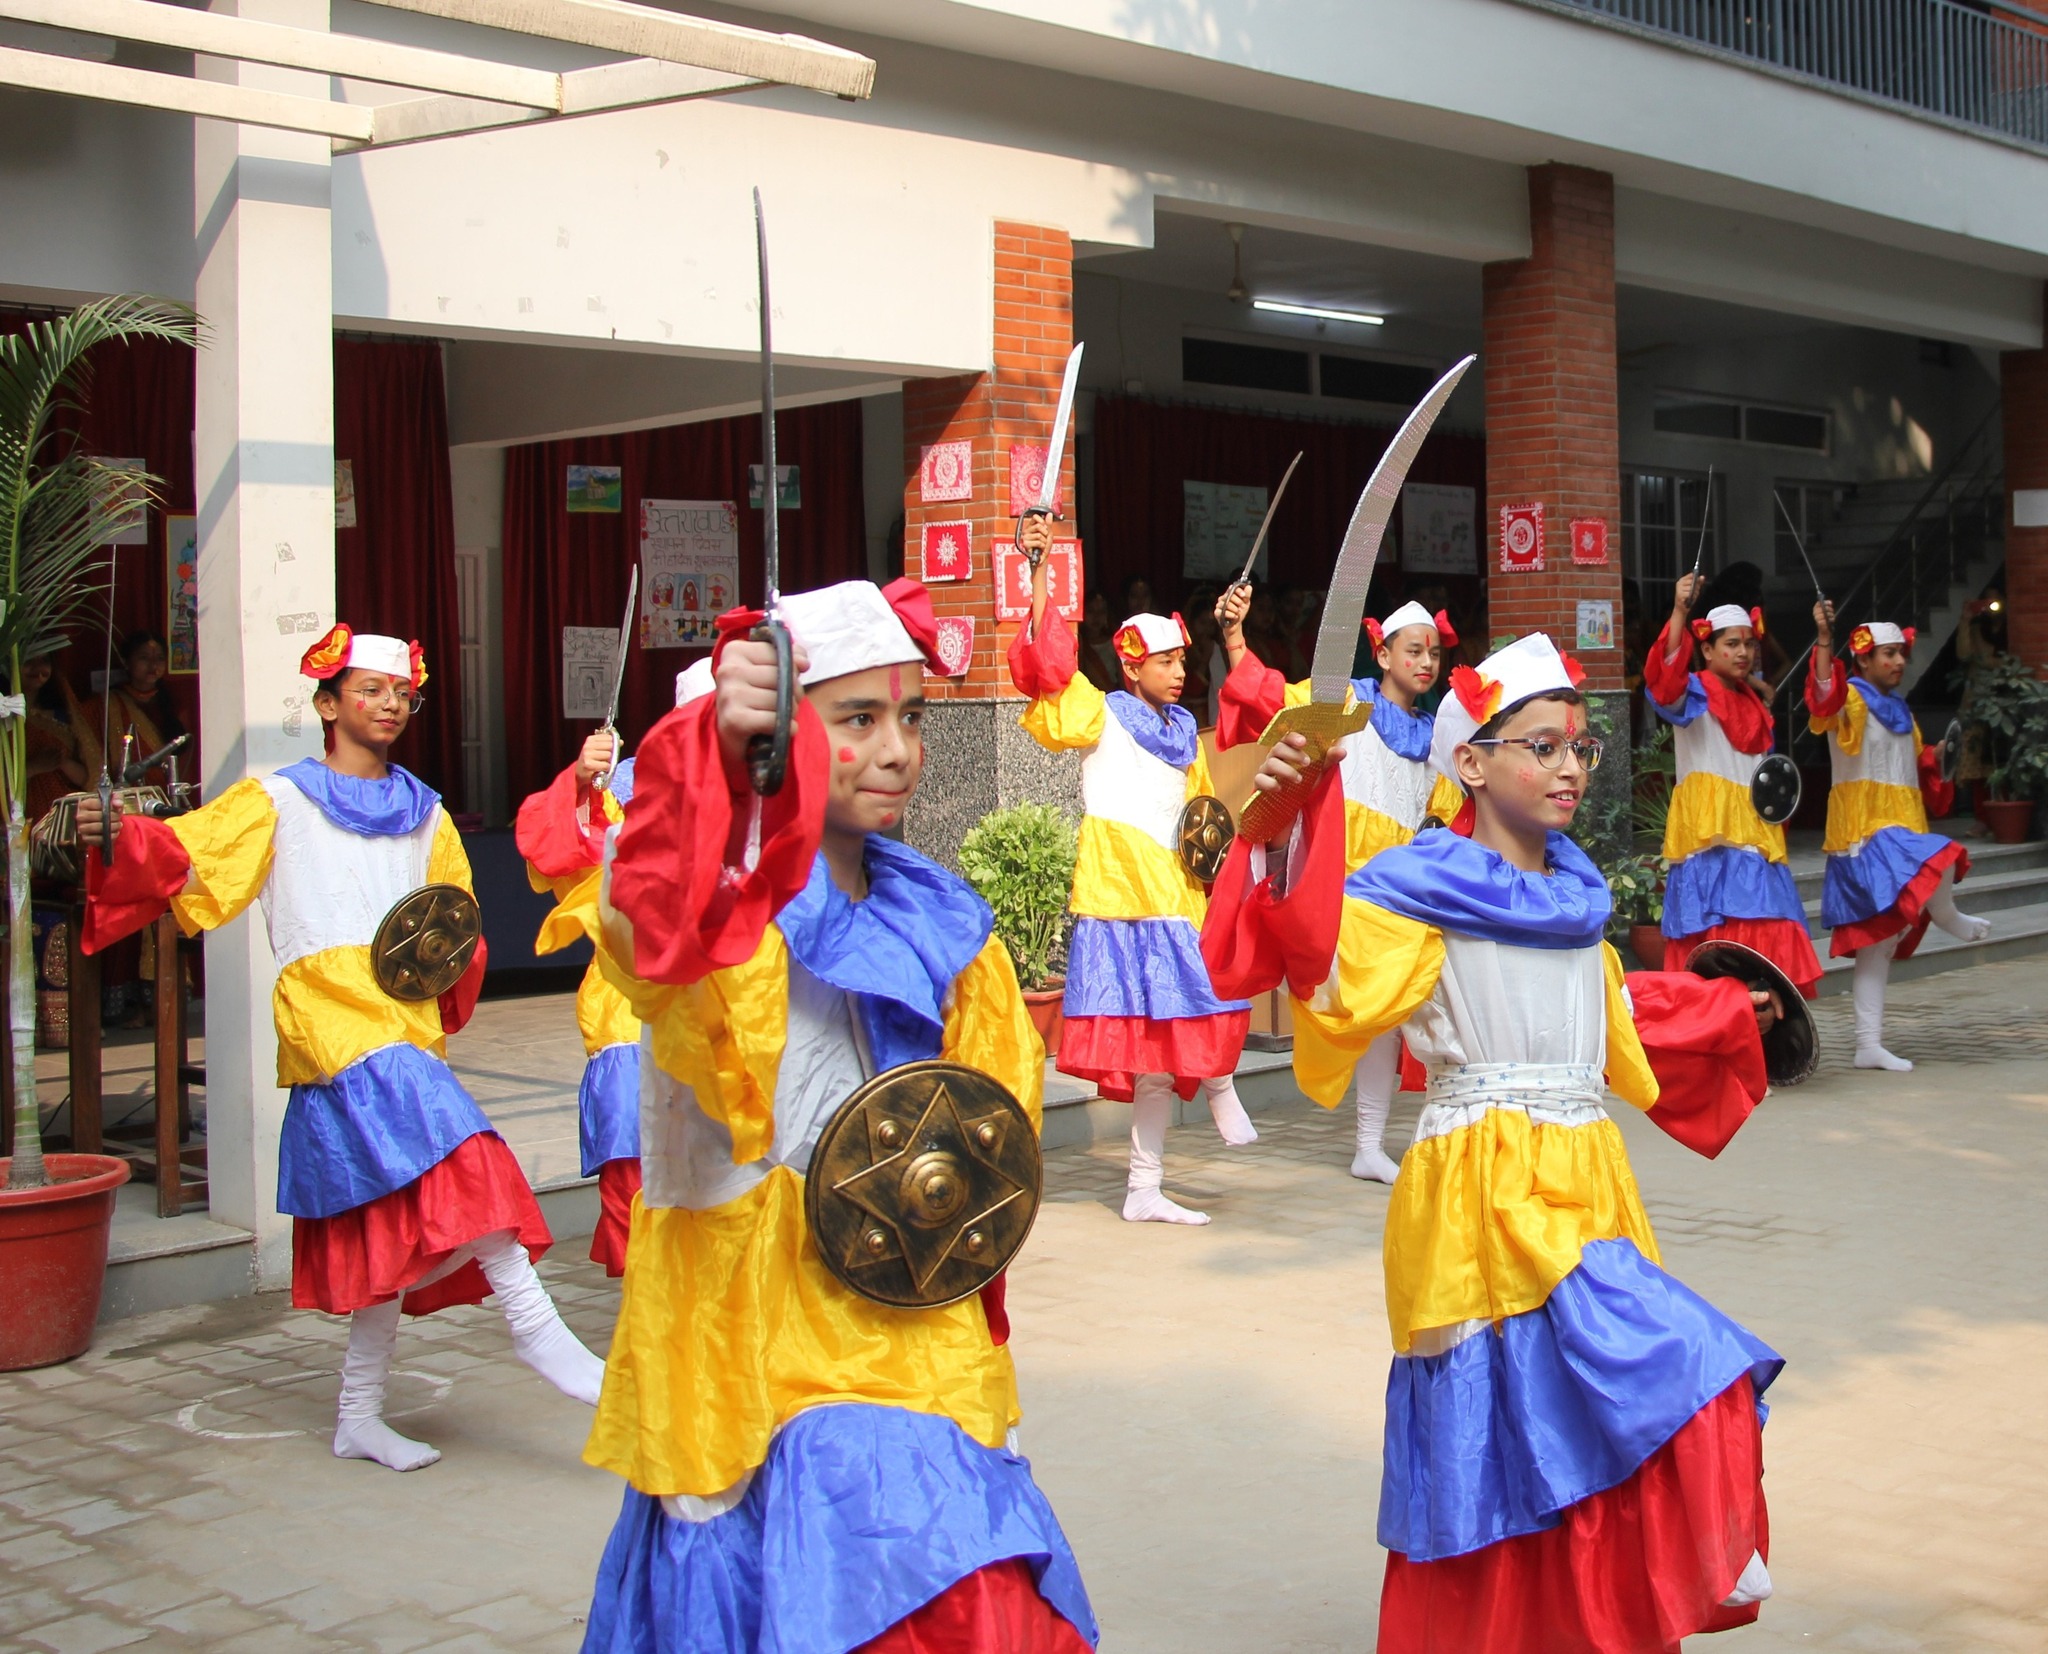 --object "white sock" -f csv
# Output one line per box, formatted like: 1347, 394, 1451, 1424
1123, 1078, 1209, 1225
1851, 940, 1912, 1071
1200, 1074, 1257, 1146
333, 1299, 440, 1472
1720, 1550, 1774, 1607
1924, 867, 1990, 942
474, 1231, 607, 1404
1350, 1035, 1401, 1183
